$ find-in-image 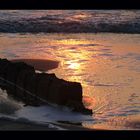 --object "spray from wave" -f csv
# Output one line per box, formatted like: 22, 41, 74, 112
0, 88, 23, 115
0, 88, 93, 130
